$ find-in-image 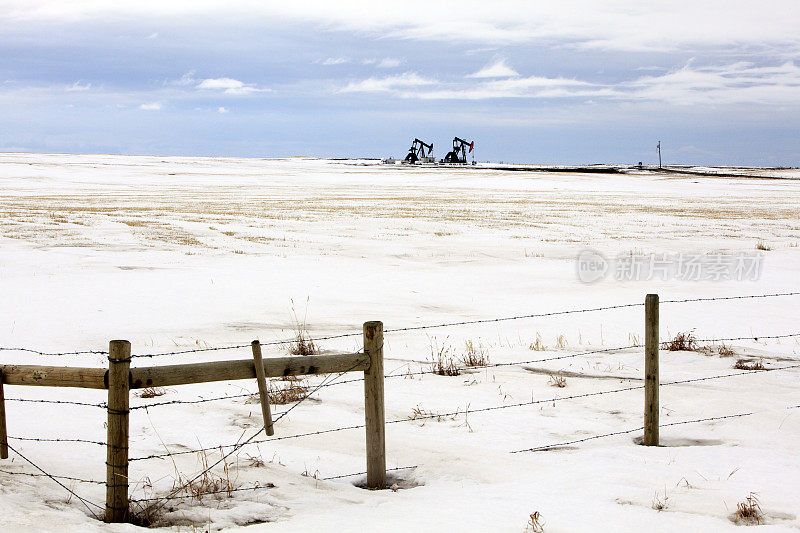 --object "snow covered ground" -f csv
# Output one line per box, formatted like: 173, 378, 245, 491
0, 153, 799, 532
